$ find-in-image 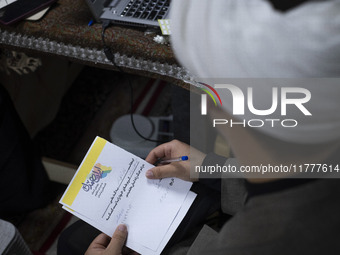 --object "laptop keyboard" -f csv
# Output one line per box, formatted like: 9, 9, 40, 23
121, 0, 170, 21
